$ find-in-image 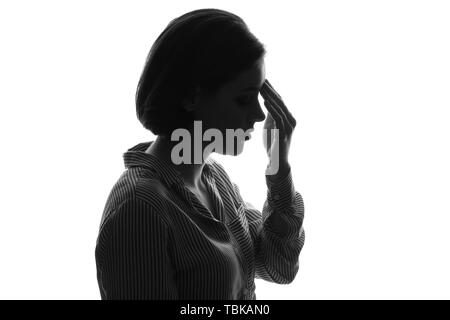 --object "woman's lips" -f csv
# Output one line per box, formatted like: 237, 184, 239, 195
245, 128, 254, 140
